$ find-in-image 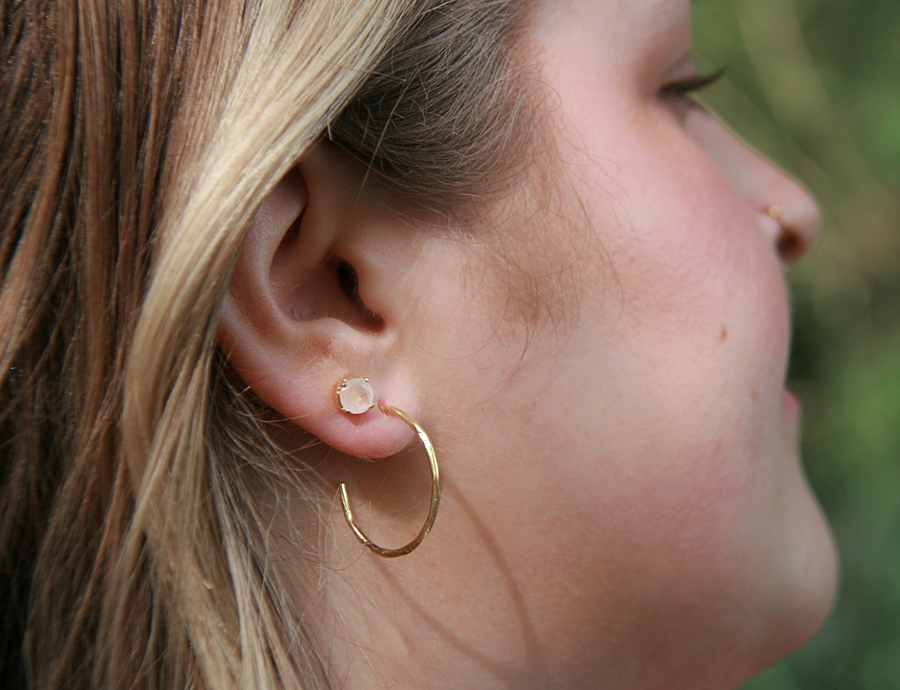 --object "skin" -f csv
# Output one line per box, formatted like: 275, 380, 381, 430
218, 0, 838, 687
